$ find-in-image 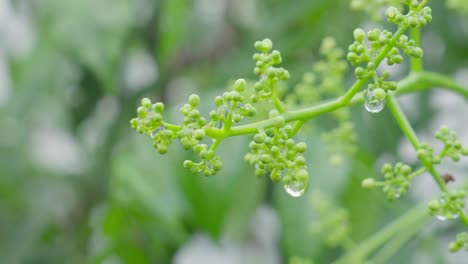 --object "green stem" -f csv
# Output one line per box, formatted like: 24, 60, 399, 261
460, 212, 468, 226
387, 94, 448, 192
386, 94, 420, 148
396, 72, 468, 98
419, 0, 430, 8
348, 71, 468, 106
334, 205, 429, 264
425, 164, 448, 193
163, 122, 182, 131
409, 167, 427, 180
271, 86, 286, 113
224, 101, 239, 131
371, 219, 422, 264
410, 28, 422, 72
207, 71, 467, 139
290, 120, 306, 137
